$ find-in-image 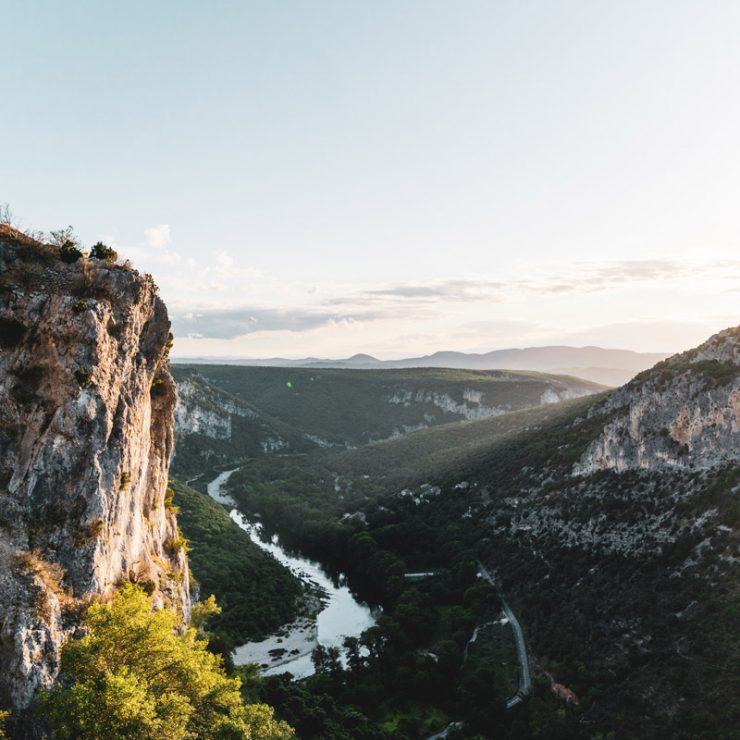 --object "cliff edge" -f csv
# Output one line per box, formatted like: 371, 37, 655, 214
575, 325, 740, 474
0, 226, 189, 717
